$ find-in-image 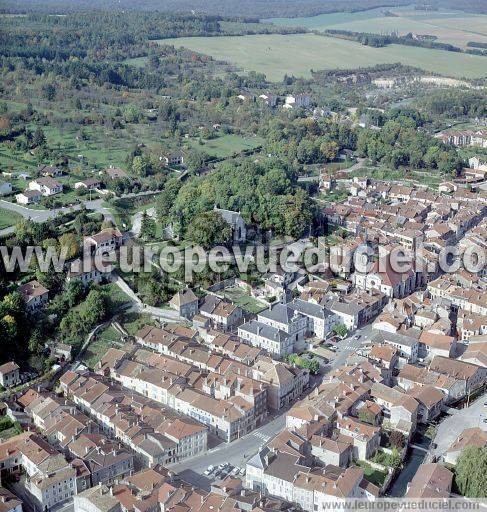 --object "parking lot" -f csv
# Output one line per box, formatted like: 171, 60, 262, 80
432, 391, 487, 458
203, 462, 246, 480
